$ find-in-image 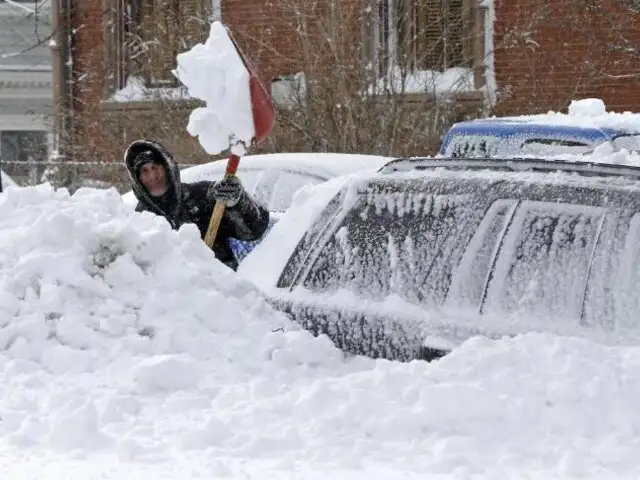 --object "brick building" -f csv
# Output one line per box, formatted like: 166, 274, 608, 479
53, 0, 640, 188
